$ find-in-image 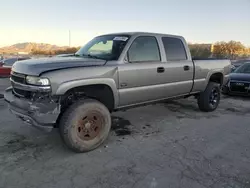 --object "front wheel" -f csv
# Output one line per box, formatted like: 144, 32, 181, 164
197, 82, 221, 112
59, 99, 111, 152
